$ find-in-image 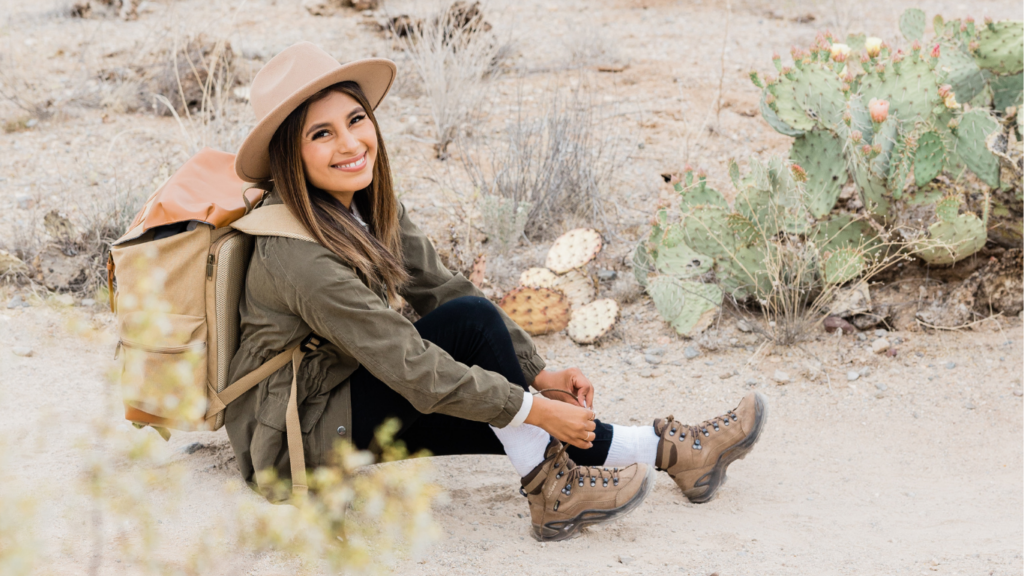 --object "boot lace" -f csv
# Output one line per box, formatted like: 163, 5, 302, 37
660, 408, 739, 451
550, 443, 622, 497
